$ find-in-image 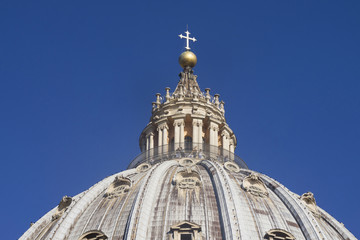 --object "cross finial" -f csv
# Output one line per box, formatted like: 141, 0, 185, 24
179, 29, 197, 50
